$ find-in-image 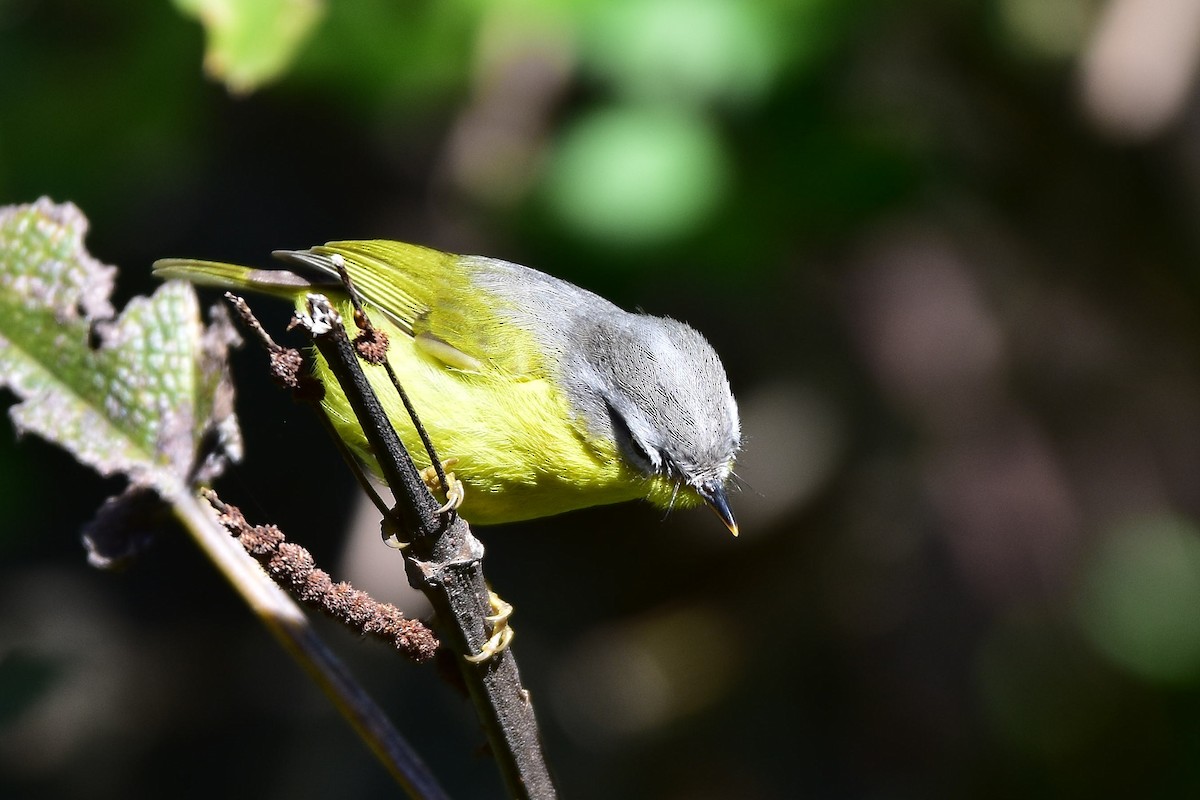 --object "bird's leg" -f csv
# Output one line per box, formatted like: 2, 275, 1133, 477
419, 457, 465, 514
464, 590, 515, 663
